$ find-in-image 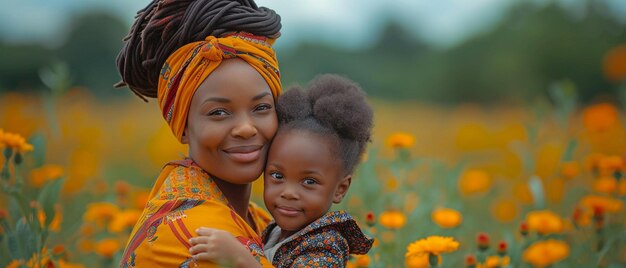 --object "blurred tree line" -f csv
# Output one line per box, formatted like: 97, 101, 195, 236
0, 1, 624, 104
